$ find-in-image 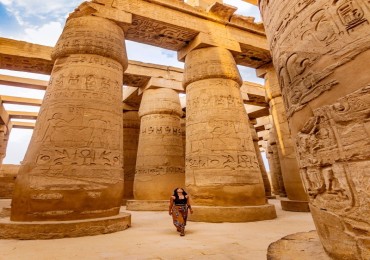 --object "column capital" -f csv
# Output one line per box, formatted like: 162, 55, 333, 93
178, 32, 241, 61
